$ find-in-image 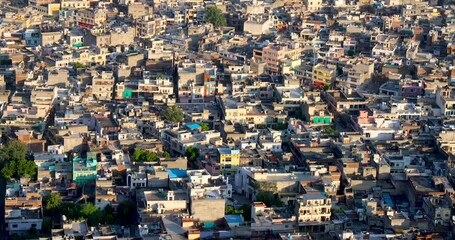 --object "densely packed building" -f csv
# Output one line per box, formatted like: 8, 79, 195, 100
0, 0, 455, 239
